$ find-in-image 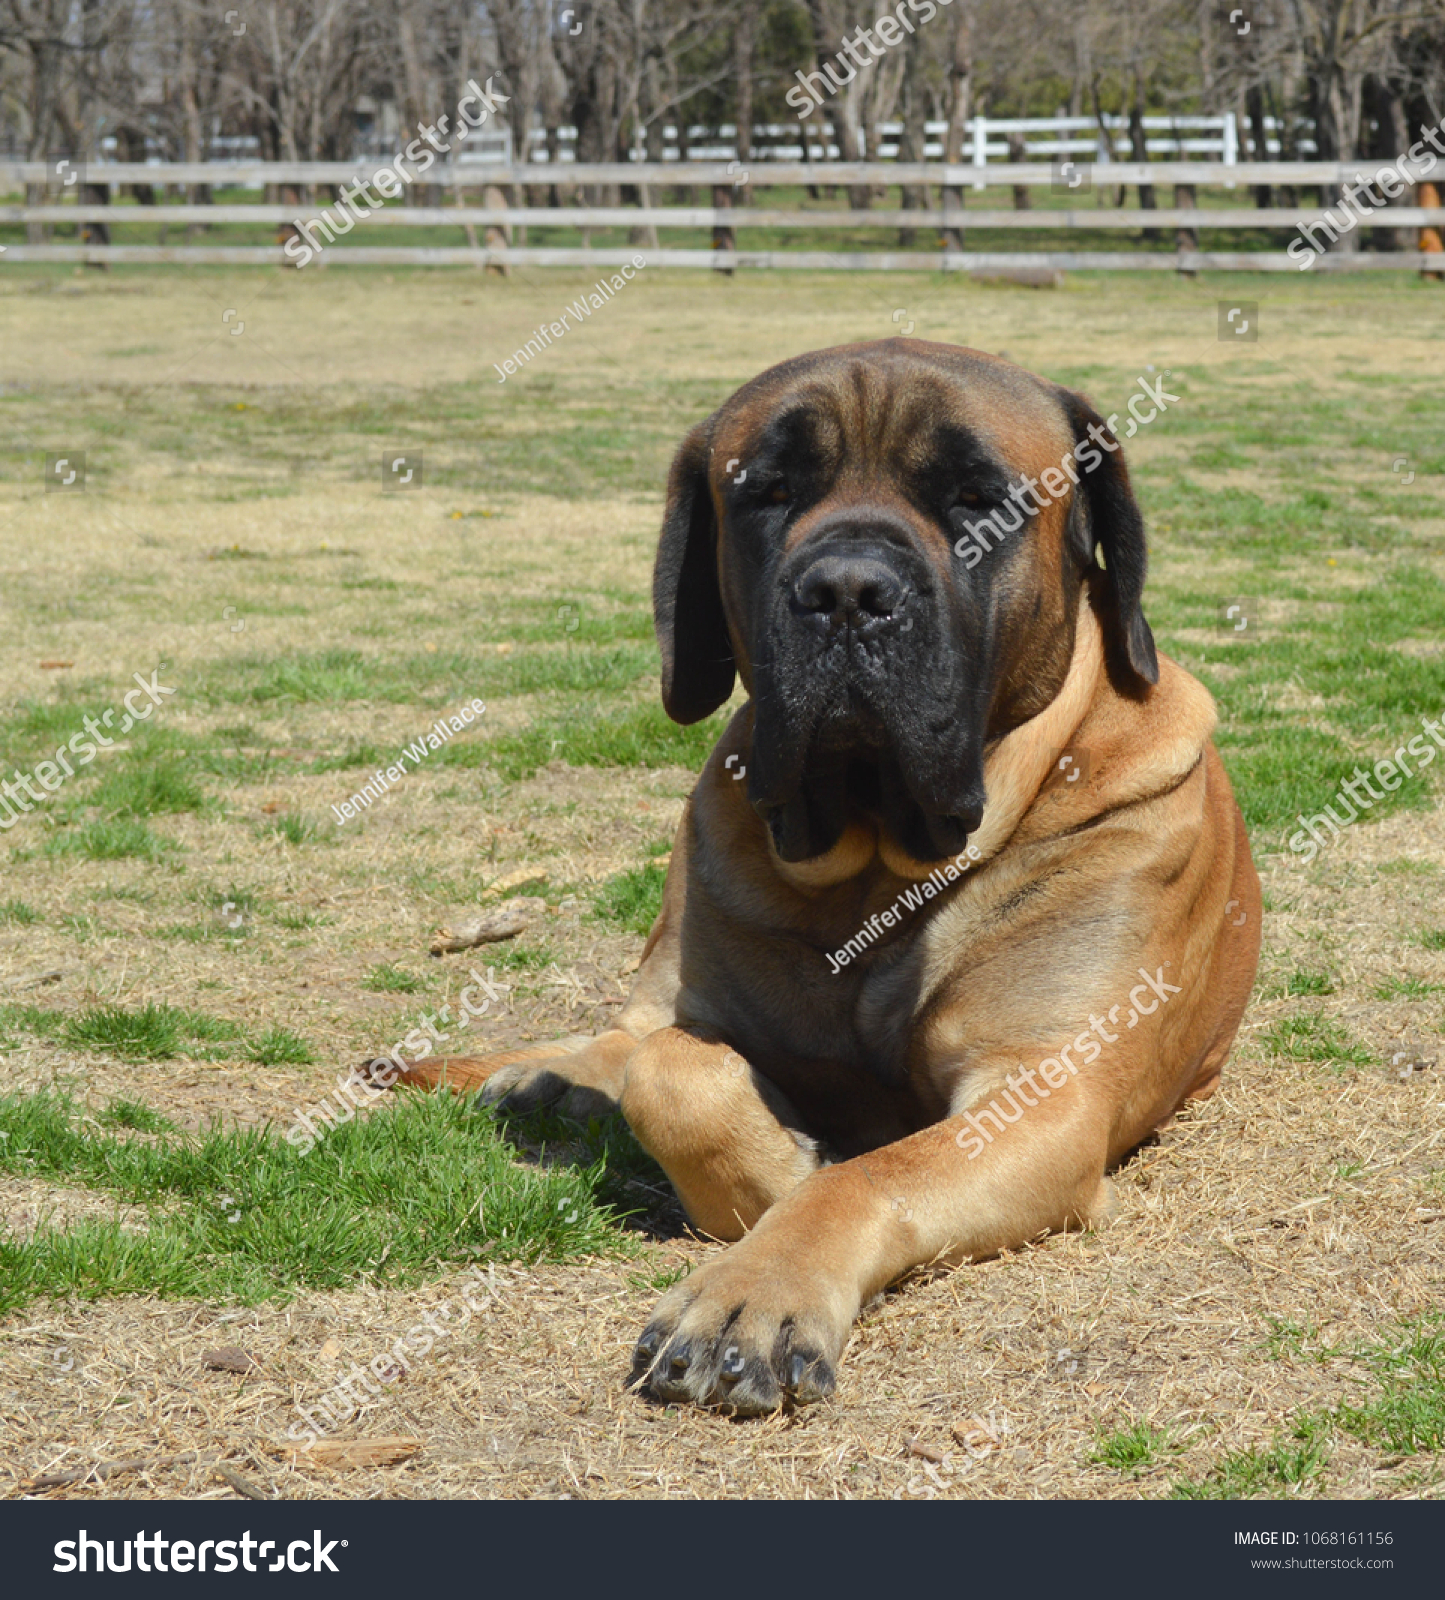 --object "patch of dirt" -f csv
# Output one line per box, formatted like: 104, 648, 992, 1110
0, 1177, 152, 1242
